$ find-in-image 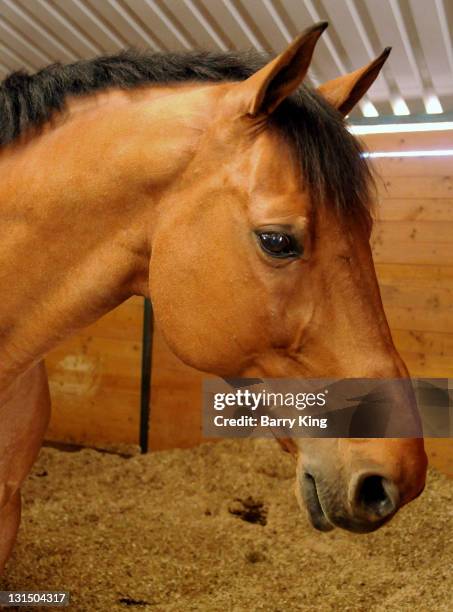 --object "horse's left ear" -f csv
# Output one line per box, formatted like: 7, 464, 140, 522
317, 48, 391, 116
231, 22, 328, 117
